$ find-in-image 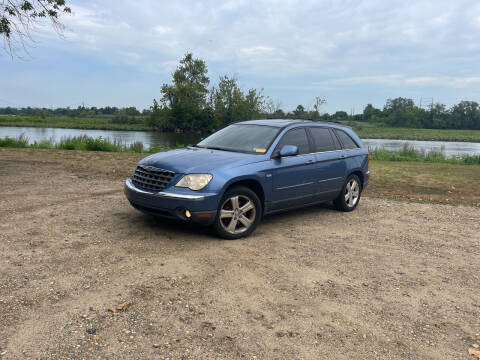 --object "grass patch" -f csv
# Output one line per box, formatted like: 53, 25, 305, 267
0, 134, 173, 153
369, 144, 480, 165
356, 126, 480, 142
1, 134, 478, 165
365, 161, 480, 207
0, 115, 150, 131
